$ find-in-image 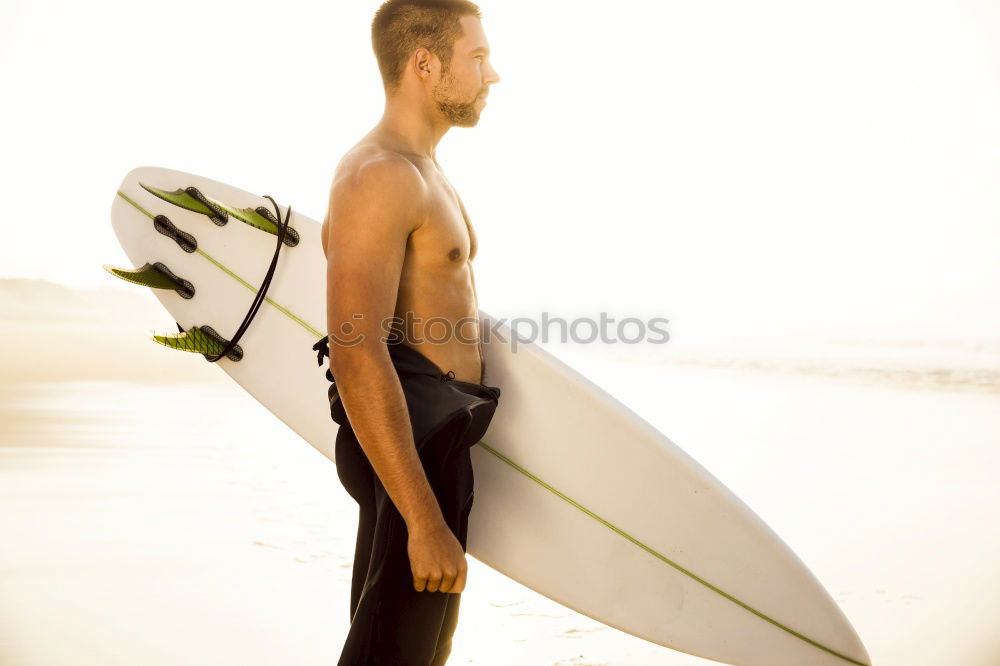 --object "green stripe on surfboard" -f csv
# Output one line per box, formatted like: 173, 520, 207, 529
116, 186, 867, 666
477, 441, 868, 665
